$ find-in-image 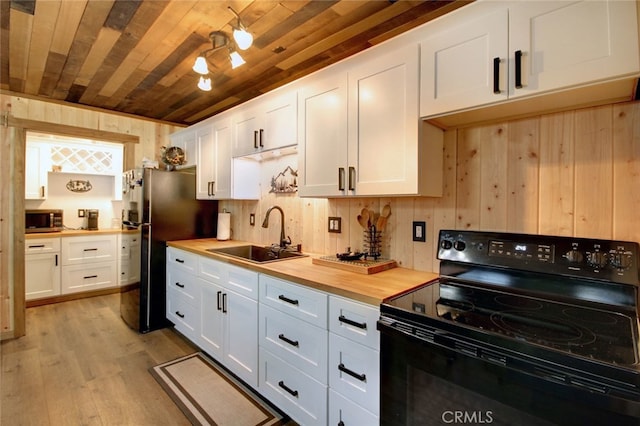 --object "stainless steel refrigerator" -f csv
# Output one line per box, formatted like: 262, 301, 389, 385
120, 168, 218, 333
